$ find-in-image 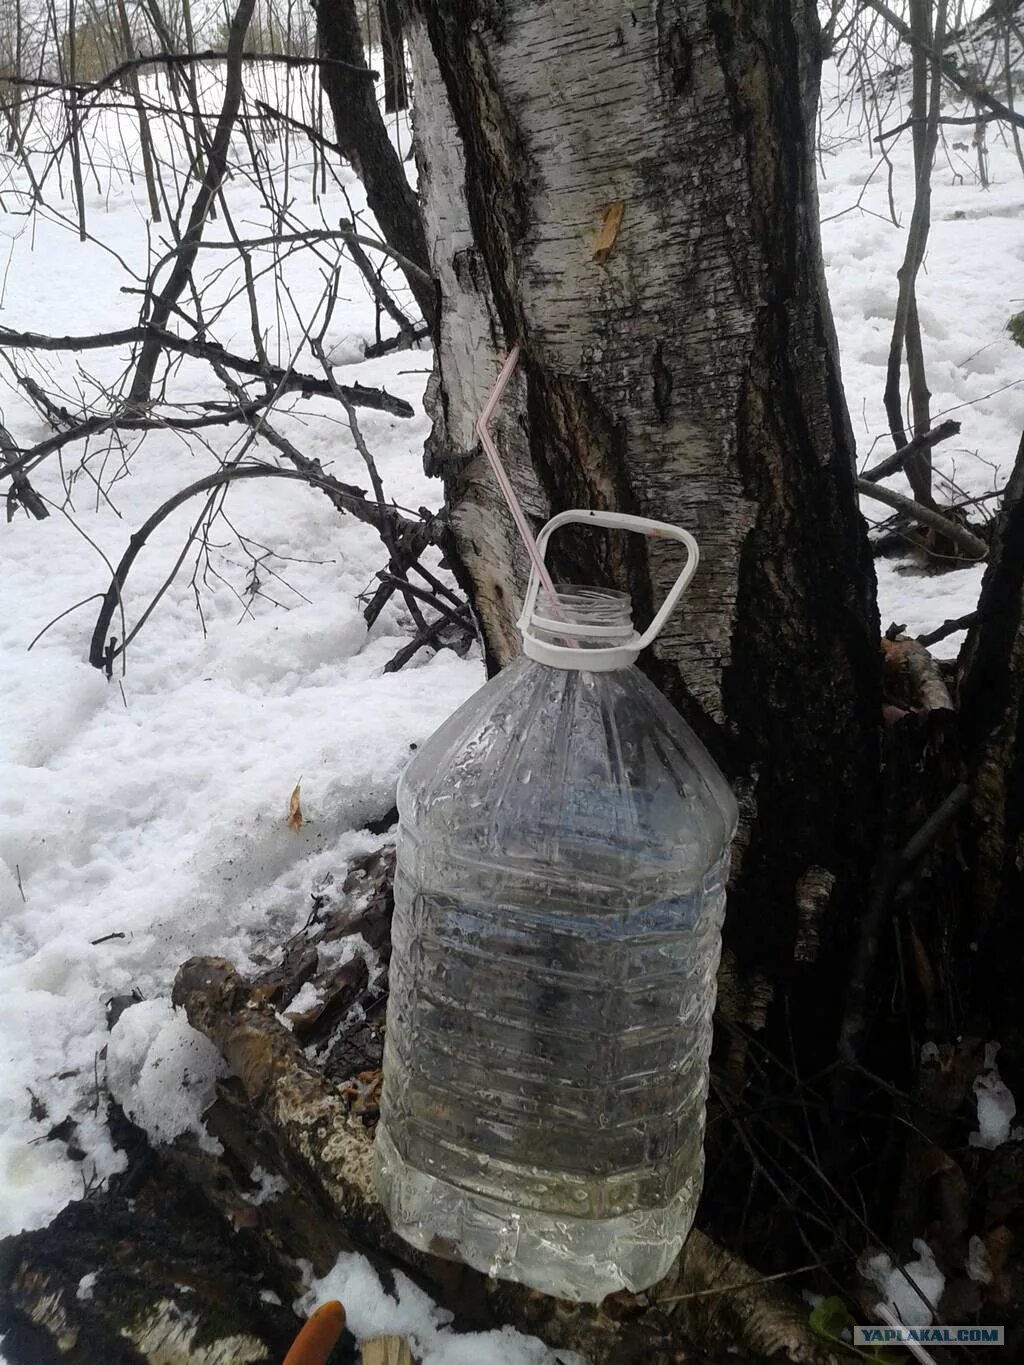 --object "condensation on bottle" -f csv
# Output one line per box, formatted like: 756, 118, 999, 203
375, 538, 737, 1303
